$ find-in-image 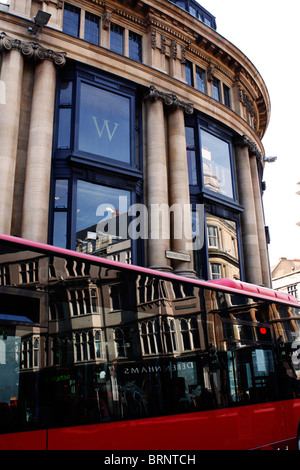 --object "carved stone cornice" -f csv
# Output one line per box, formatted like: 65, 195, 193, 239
234, 134, 262, 161
144, 85, 193, 115
0, 32, 66, 67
